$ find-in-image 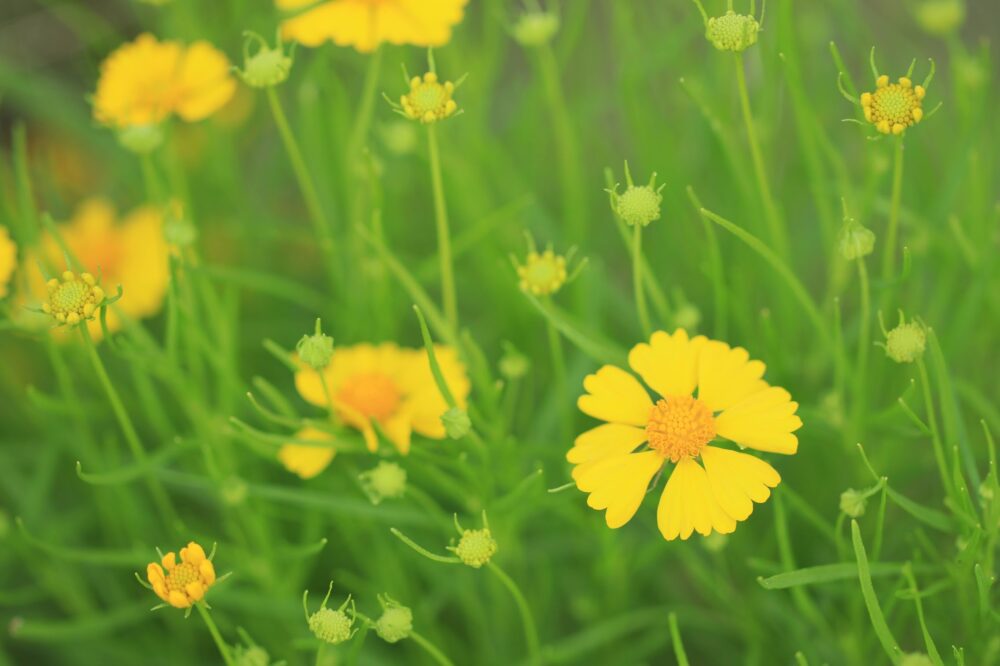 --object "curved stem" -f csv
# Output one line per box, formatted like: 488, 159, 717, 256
266, 87, 337, 292
196, 603, 235, 666
632, 224, 652, 336
79, 324, 179, 530
849, 258, 871, 442
345, 46, 384, 165
881, 138, 905, 281
410, 631, 456, 666
916, 358, 952, 501
487, 562, 540, 665
735, 53, 787, 258
426, 123, 458, 329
